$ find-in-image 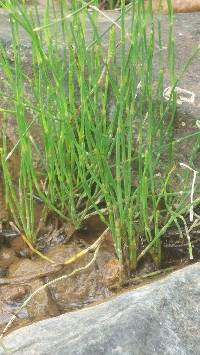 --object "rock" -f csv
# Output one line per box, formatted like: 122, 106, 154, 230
0, 241, 119, 334
0, 261, 60, 333
45, 244, 79, 264
0, 299, 29, 330
0, 247, 18, 268
0, 284, 29, 331
26, 279, 59, 321
0, 263, 200, 354
0, 268, 6, 277
8, 255, 62, 279
36, 223, 76, 251
0, 284, 27, 302
0, 280, 59, 334
46, 248, 113, 312
9, 236, 31, 257
43, 241, 119, 311
0, 285, 28, 303
96, 246, 120, 287
46, 265, 100, 311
